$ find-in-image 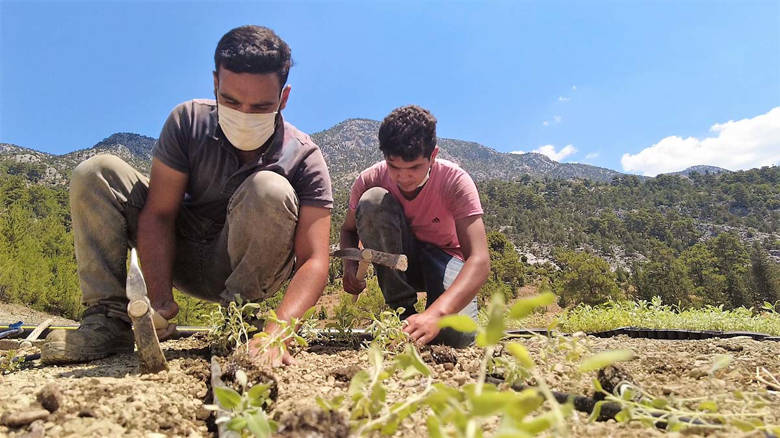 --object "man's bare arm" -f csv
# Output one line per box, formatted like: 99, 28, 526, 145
137, 158, 188, 320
